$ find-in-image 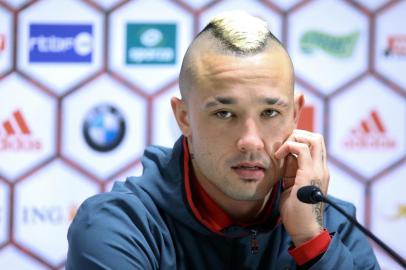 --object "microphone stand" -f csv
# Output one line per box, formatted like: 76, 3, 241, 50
298, 186, 406, 269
